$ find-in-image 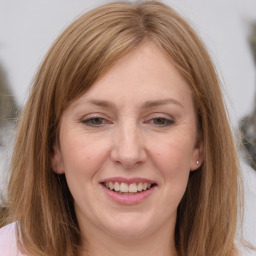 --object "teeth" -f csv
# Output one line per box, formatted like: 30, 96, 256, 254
143, 183, 148, 190
120, 183, 129, 193
129, 183, 137, 193
137, 183, 143, 191
114, 182, 120, 192
109, 182, 114, 190
104, 181, 153, 193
